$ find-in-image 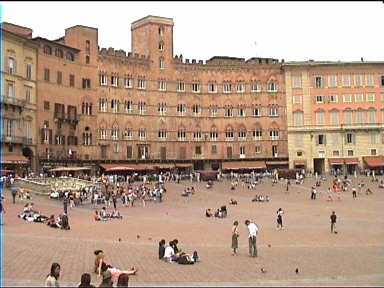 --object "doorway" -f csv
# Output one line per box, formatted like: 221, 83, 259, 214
313, 158, 325, 175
